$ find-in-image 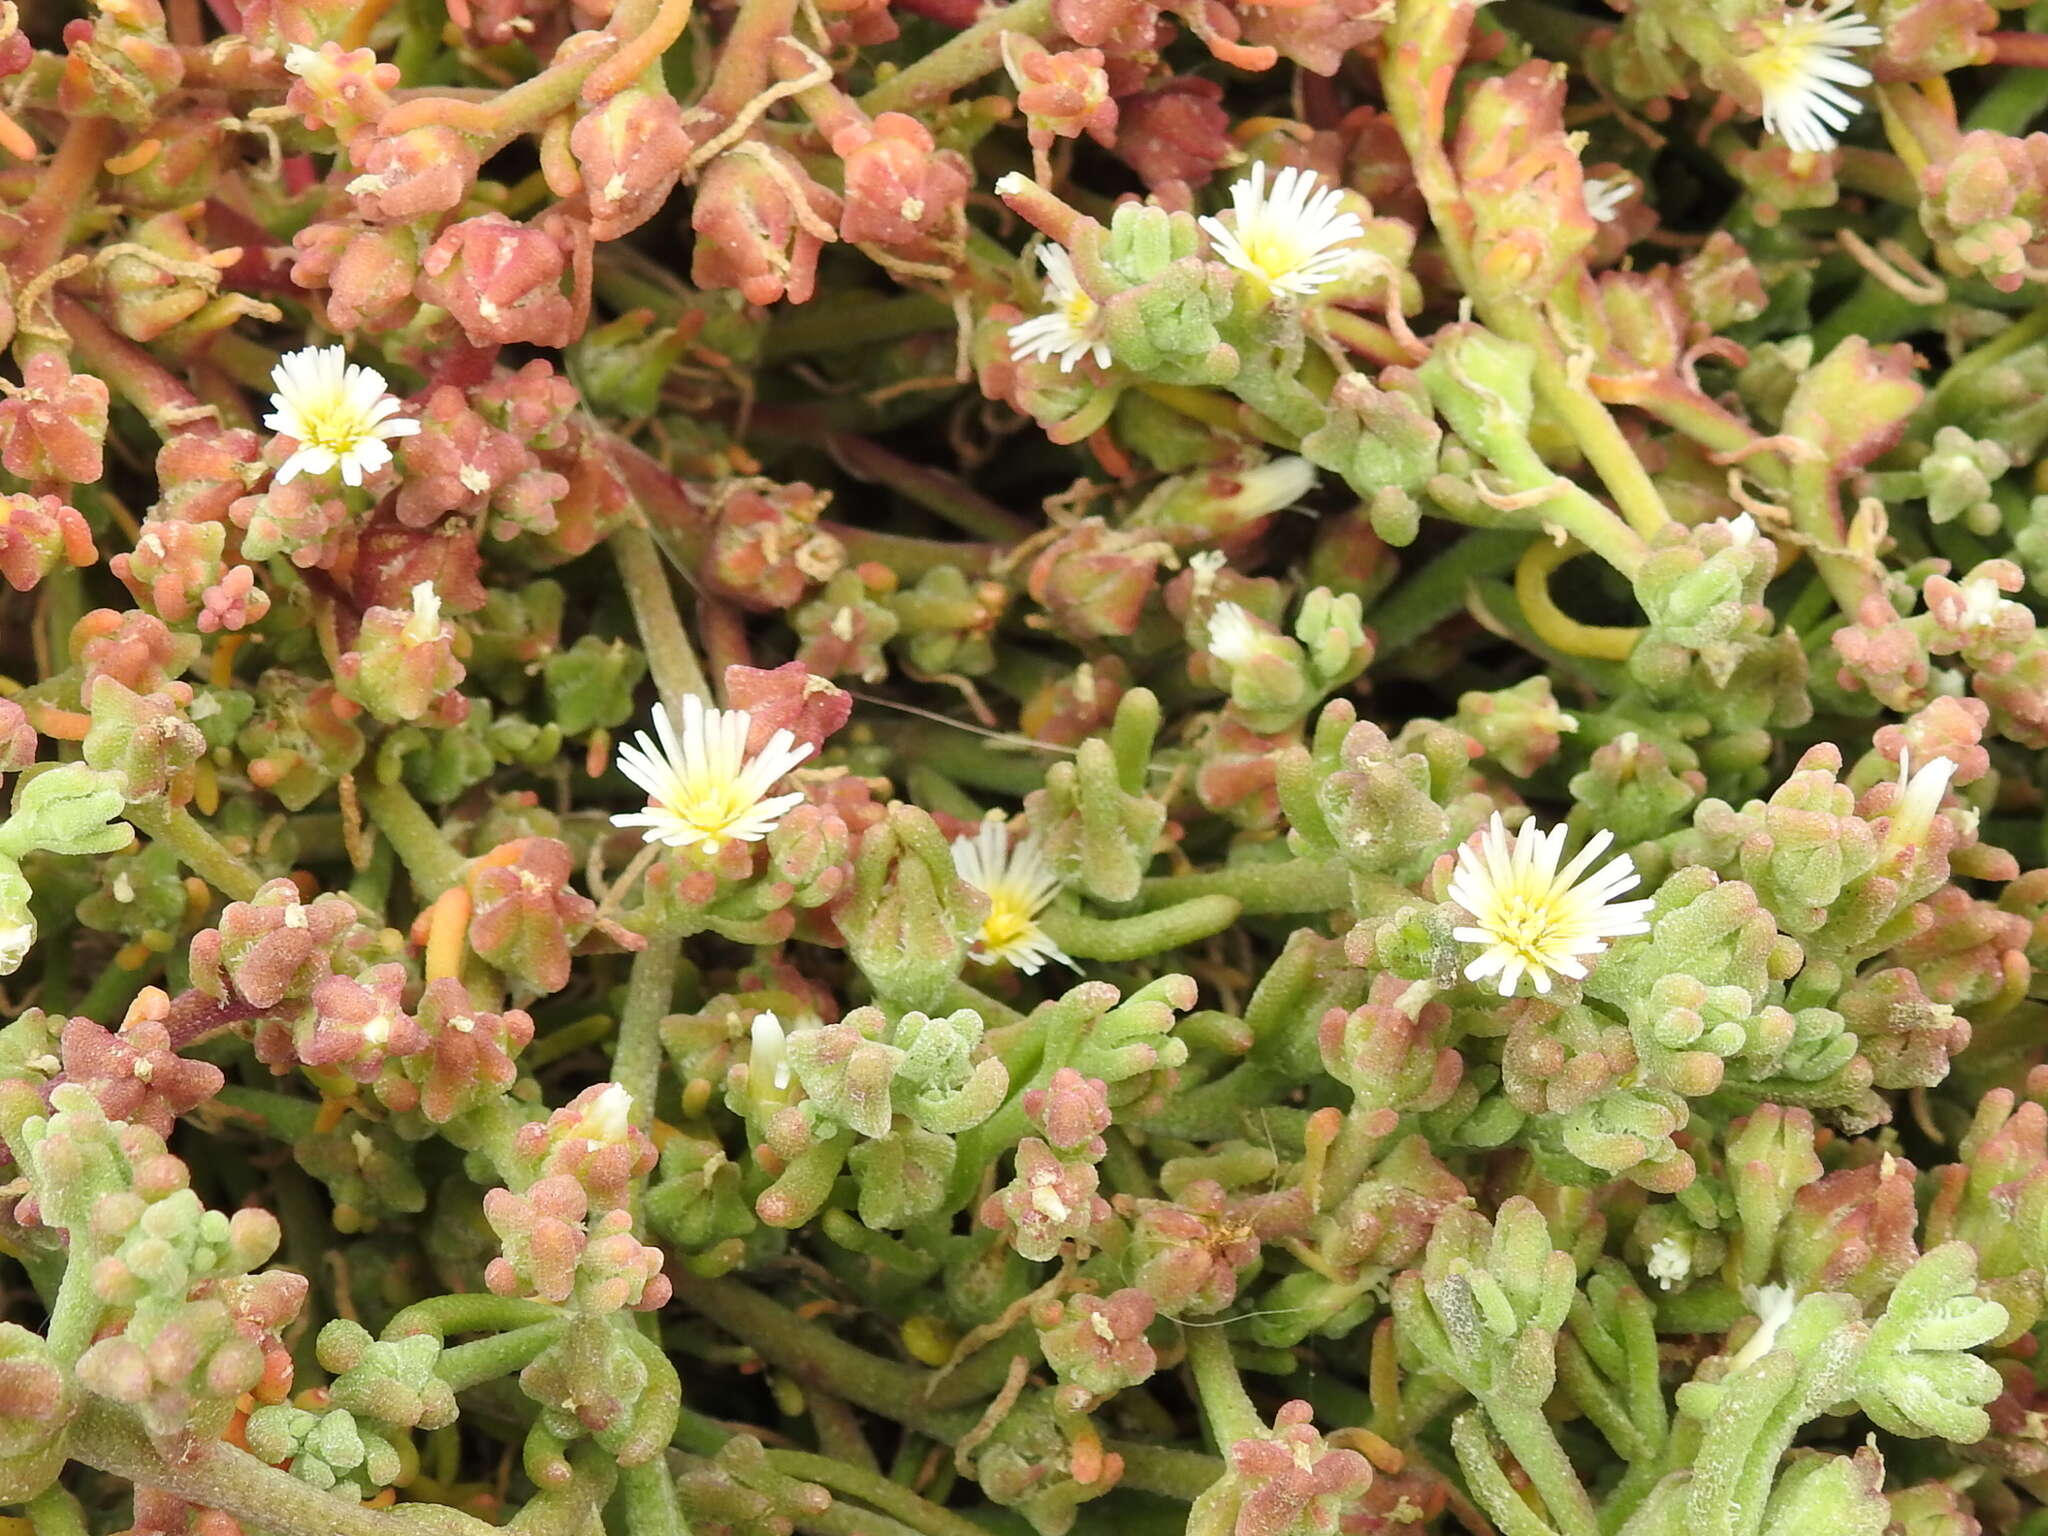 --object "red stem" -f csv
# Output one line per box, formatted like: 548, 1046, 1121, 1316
1990, 31, 2048, 68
